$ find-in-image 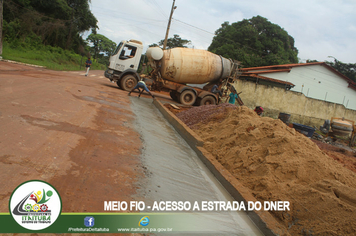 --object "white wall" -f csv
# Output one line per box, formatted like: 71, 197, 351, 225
234, 79, 356, 127
260, 65, 356, 110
